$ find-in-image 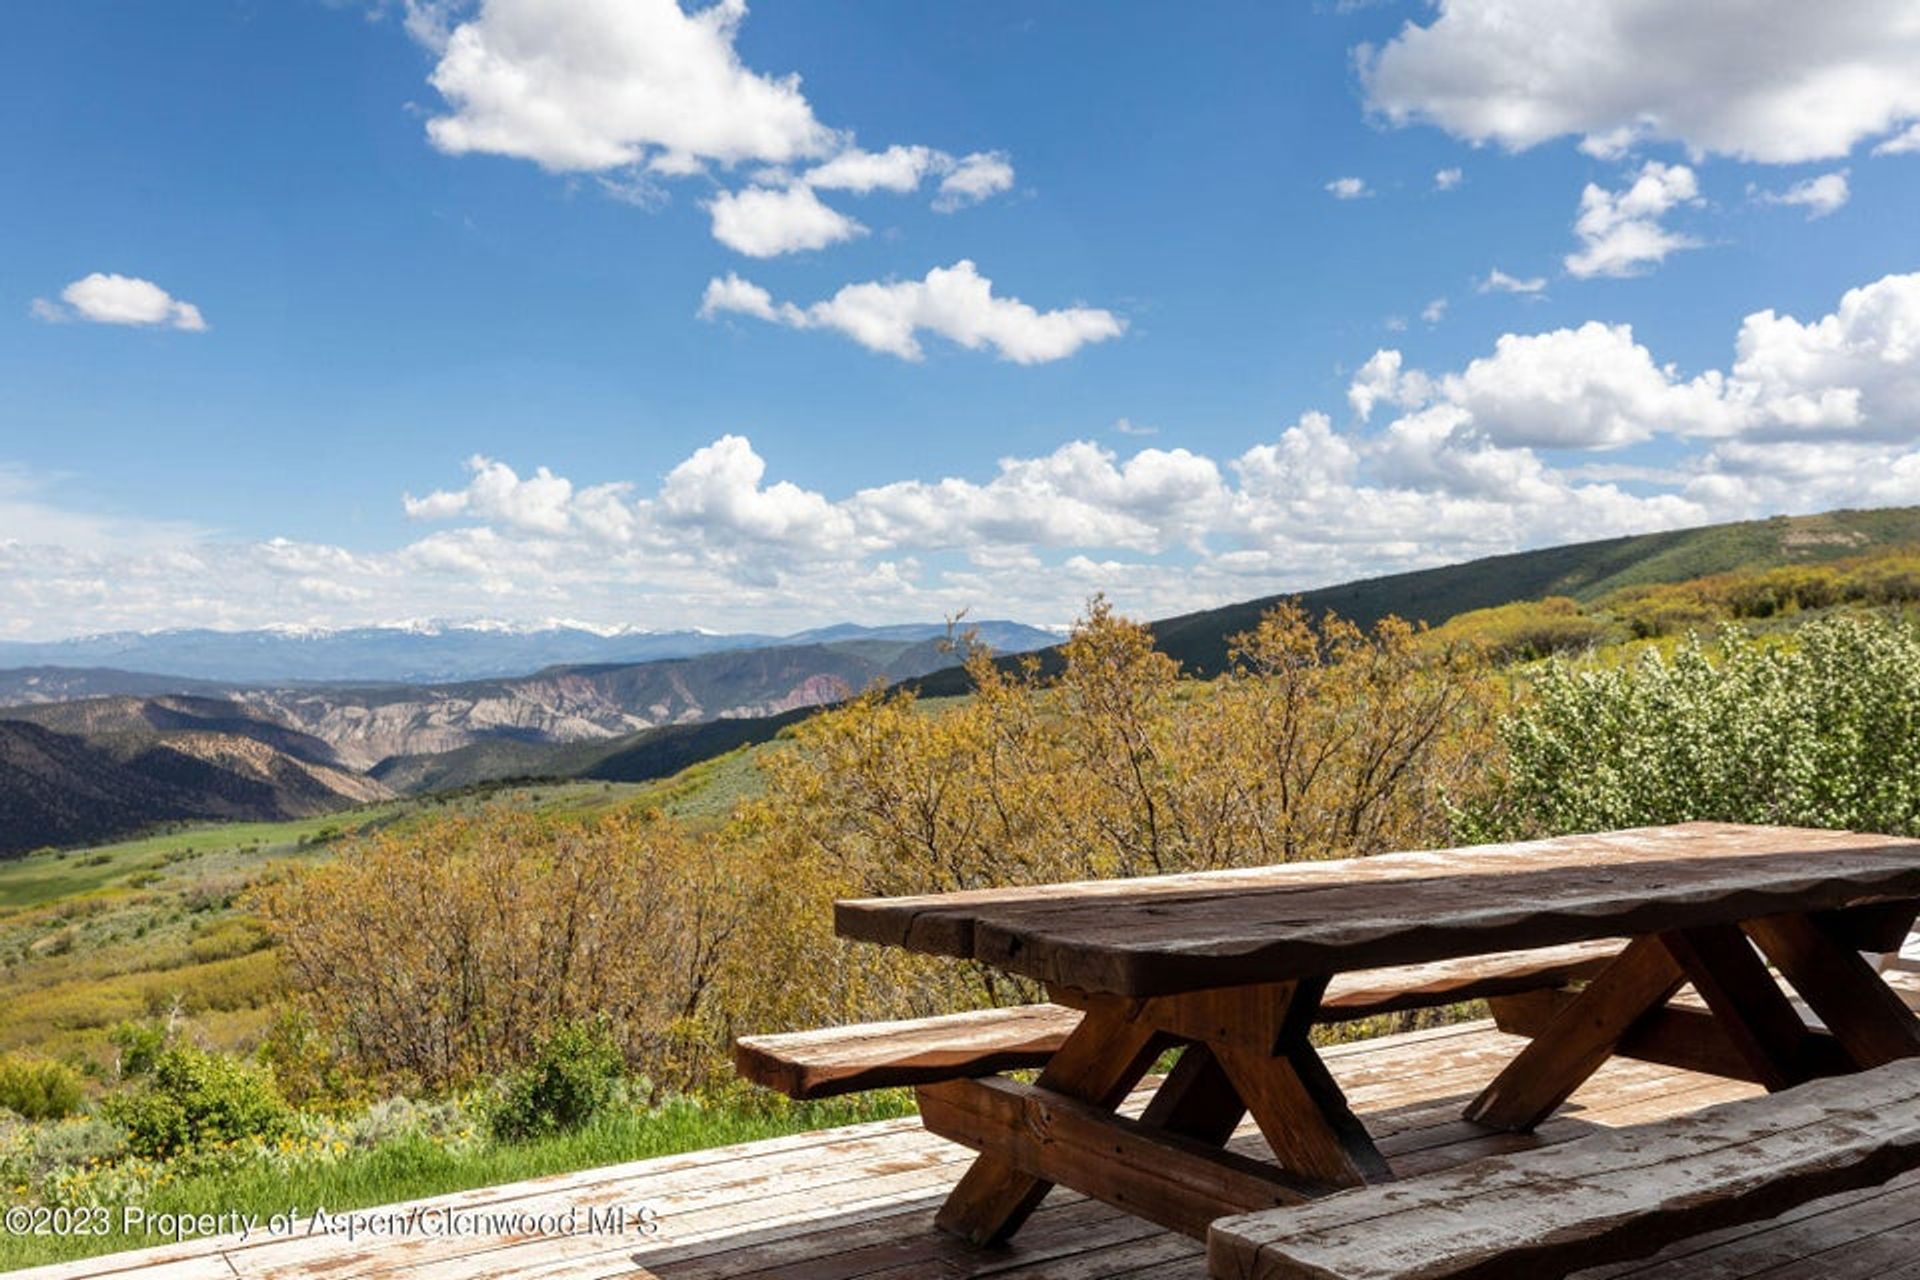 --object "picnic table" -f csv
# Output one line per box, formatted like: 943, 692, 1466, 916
826, 821, 1920, 1258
